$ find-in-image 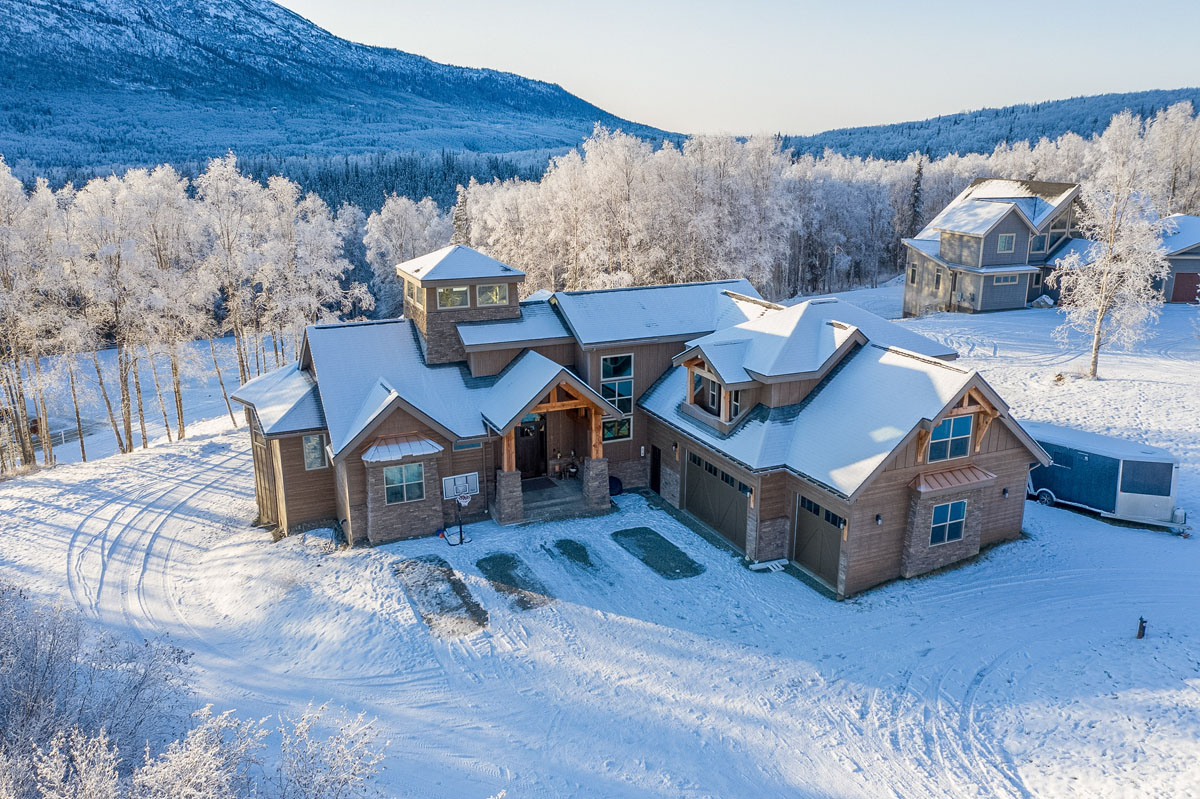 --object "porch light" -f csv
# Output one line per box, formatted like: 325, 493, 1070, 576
1002, 488, 1009, 498
875, 514, 882, 525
